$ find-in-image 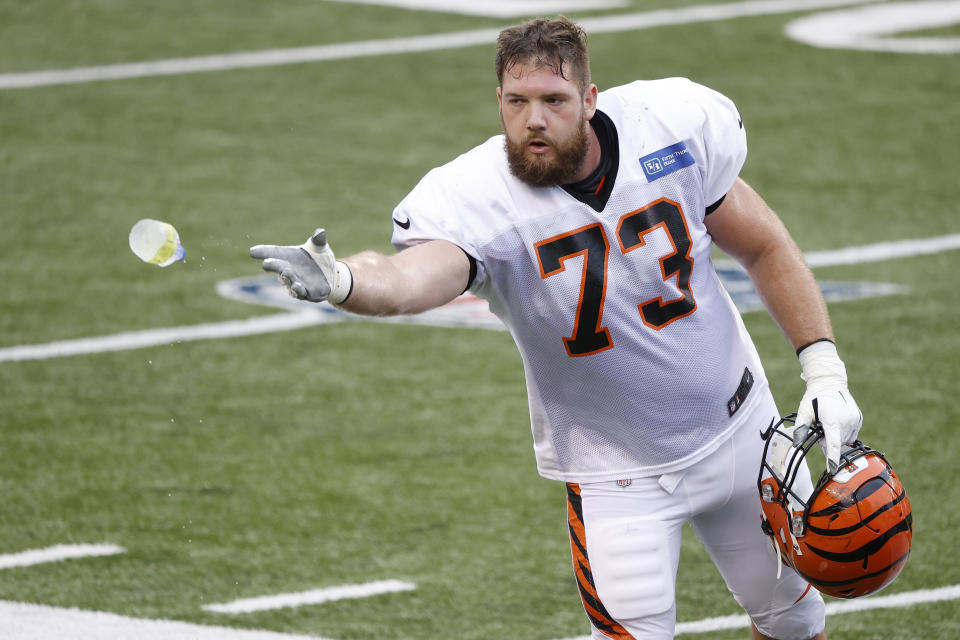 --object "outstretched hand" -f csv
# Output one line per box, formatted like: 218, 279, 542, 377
250, 229, 352, 303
